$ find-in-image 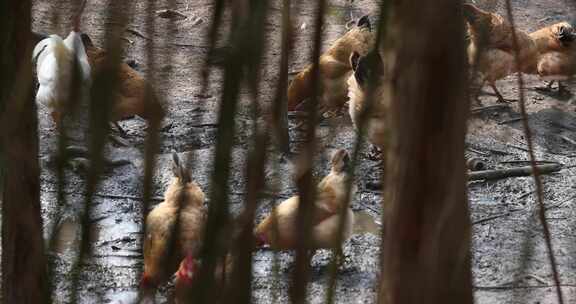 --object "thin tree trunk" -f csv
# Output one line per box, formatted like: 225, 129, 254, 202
0, 0, 50, 303
379, 1, 473, 304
